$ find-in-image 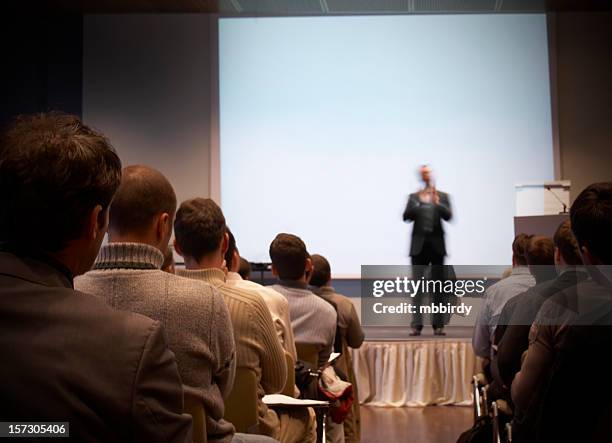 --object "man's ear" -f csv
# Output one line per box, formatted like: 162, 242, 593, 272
554, 247, 561, 265
271, 264, 279, 277
173, 238, 183, 257
88, 205, 106, 240
581, 246, 600, 266
304, 257, 313, 281
220, 232, 229, 255
232, 250, 240, 272
157, 213, 171, 240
